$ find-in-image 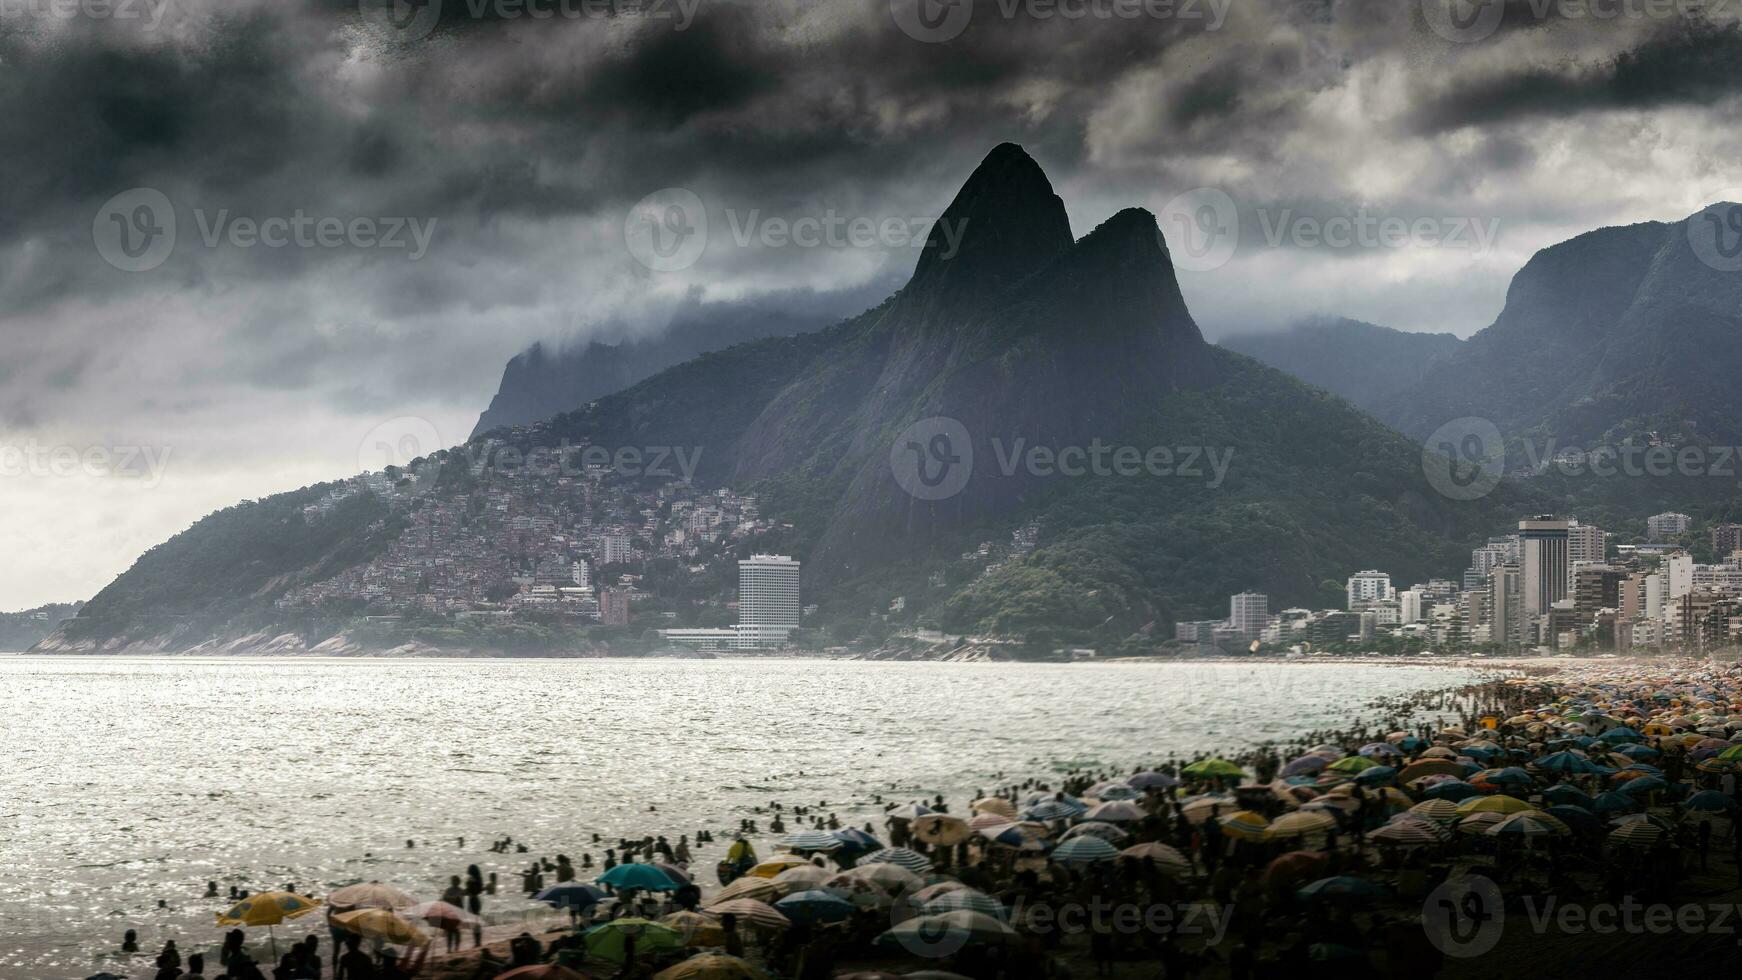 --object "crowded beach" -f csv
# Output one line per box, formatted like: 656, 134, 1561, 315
90, 658, 1742, 980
